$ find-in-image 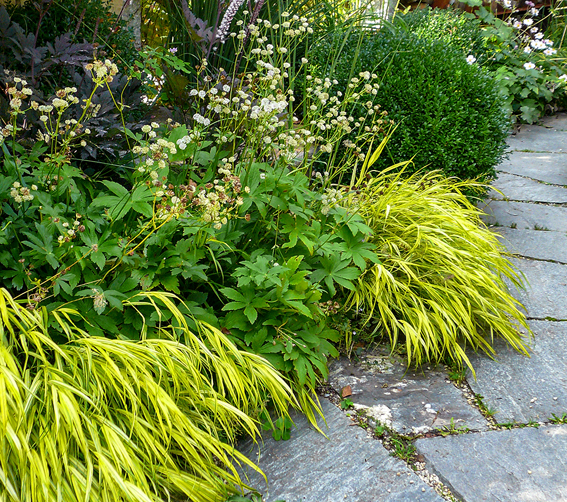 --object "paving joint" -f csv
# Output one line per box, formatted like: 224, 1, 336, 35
486, 197, 567, 207
505, 253, 567, 266
318, 386, 463, 502
526, 316, 567, 321
496, 170, 567, 188
511, 149, 567, 154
